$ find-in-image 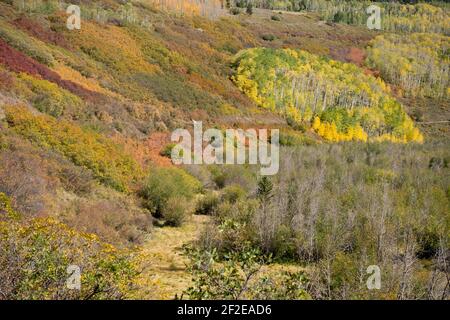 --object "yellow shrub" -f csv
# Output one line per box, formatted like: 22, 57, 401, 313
18, 73, 84, 117
5, 106, 142, 192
